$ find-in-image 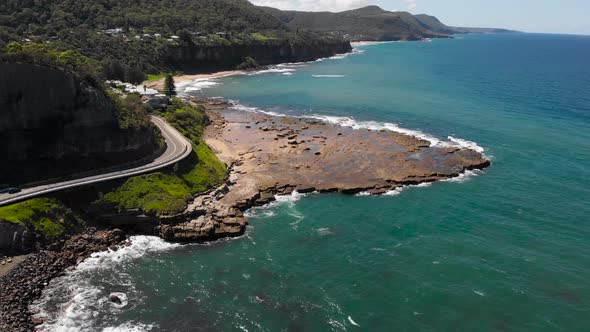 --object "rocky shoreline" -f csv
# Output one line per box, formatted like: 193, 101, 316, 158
157, 102, 491, 242
0, 99, 490, 330
0, 229, 127, 331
